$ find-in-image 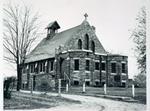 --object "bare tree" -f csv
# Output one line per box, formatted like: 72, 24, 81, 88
3, 3, 40, 91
